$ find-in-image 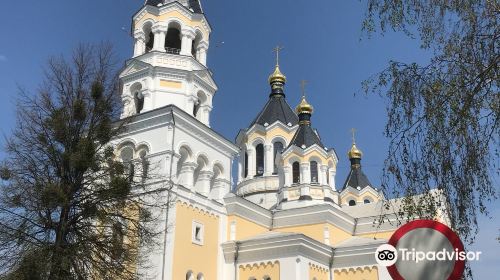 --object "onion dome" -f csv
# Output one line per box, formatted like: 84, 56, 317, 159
348, 143, 362, 159
295, 96, 314, 115
342, 141, 372, 190
268, 64, 287, 84
288, 95, 325, 149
